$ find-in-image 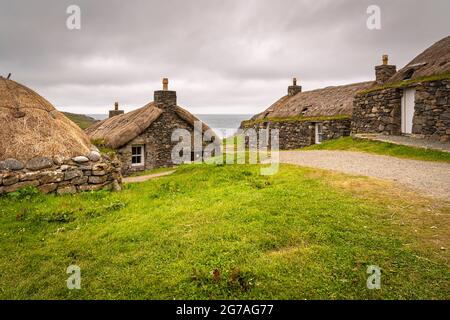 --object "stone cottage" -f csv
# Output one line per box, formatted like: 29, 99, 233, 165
240, 78, 372, 149
352, 35, 450, 142
0, 76, 122, 195
86, 79, 219, 175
